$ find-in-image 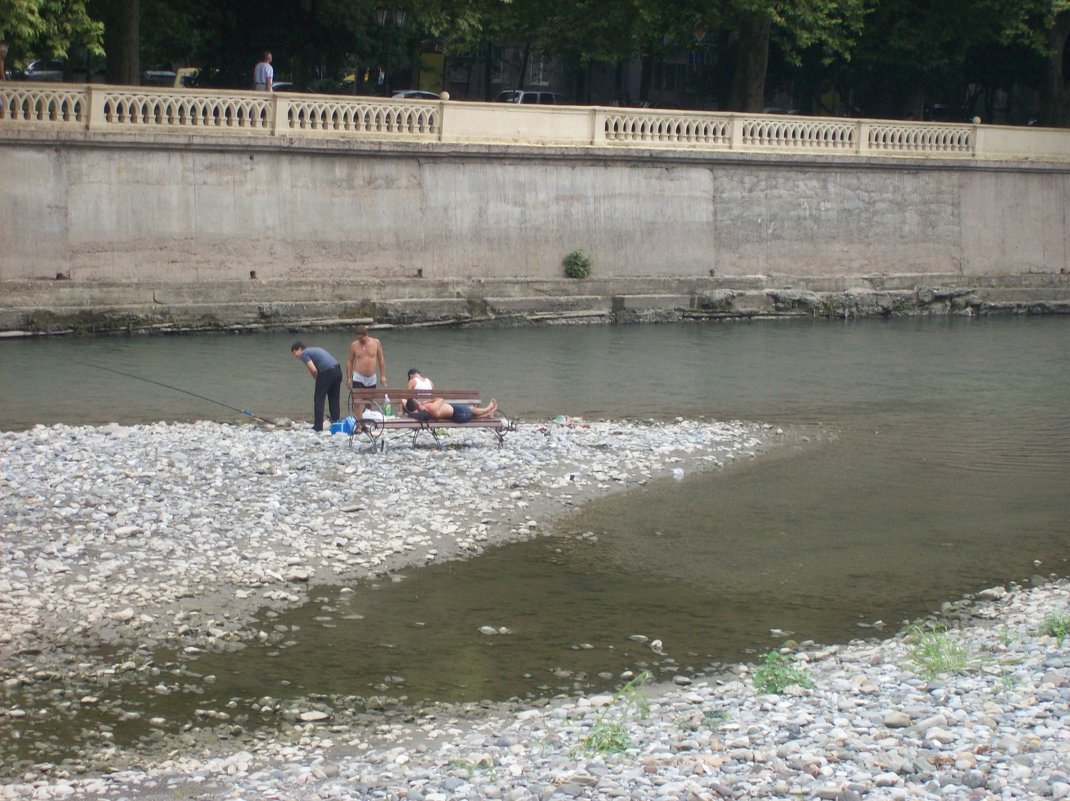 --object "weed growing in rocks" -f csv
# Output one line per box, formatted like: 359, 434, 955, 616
997, 626, 1021, 647
450, 758, 497, 781
752, 651, 815, 694
907, 624, 972, 678
1041, 611, 1070, 643
577, 671, 650, 754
